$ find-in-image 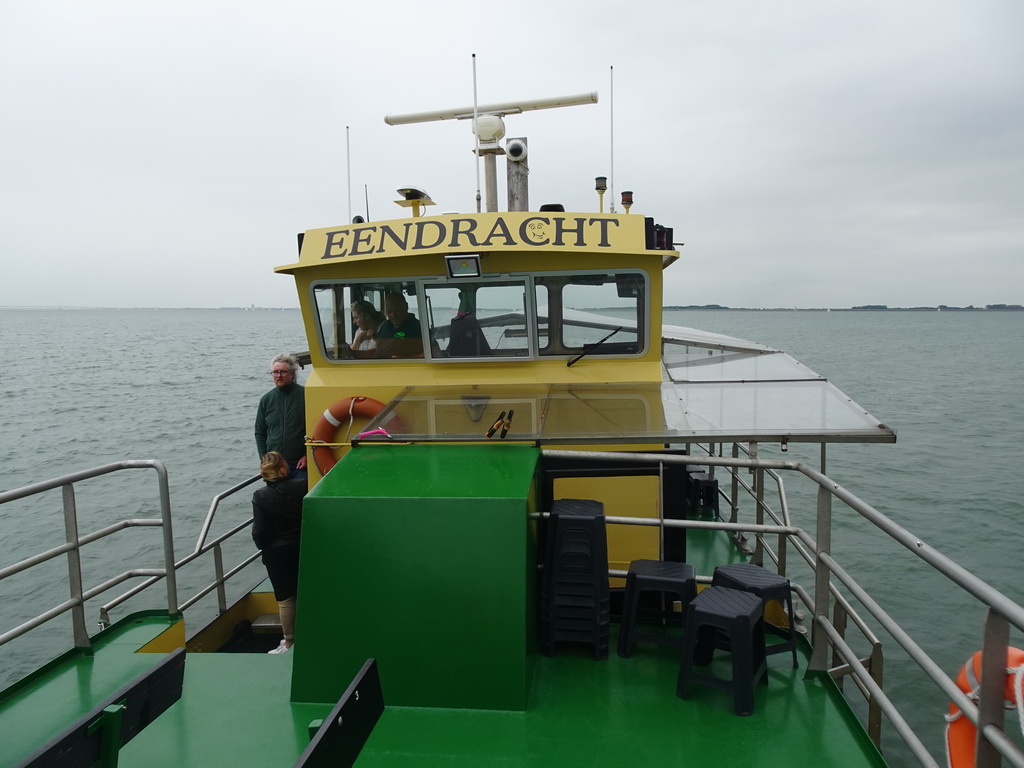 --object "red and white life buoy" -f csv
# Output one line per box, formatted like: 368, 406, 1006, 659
310, 396, 387, 475
945, 647, 1024, 768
